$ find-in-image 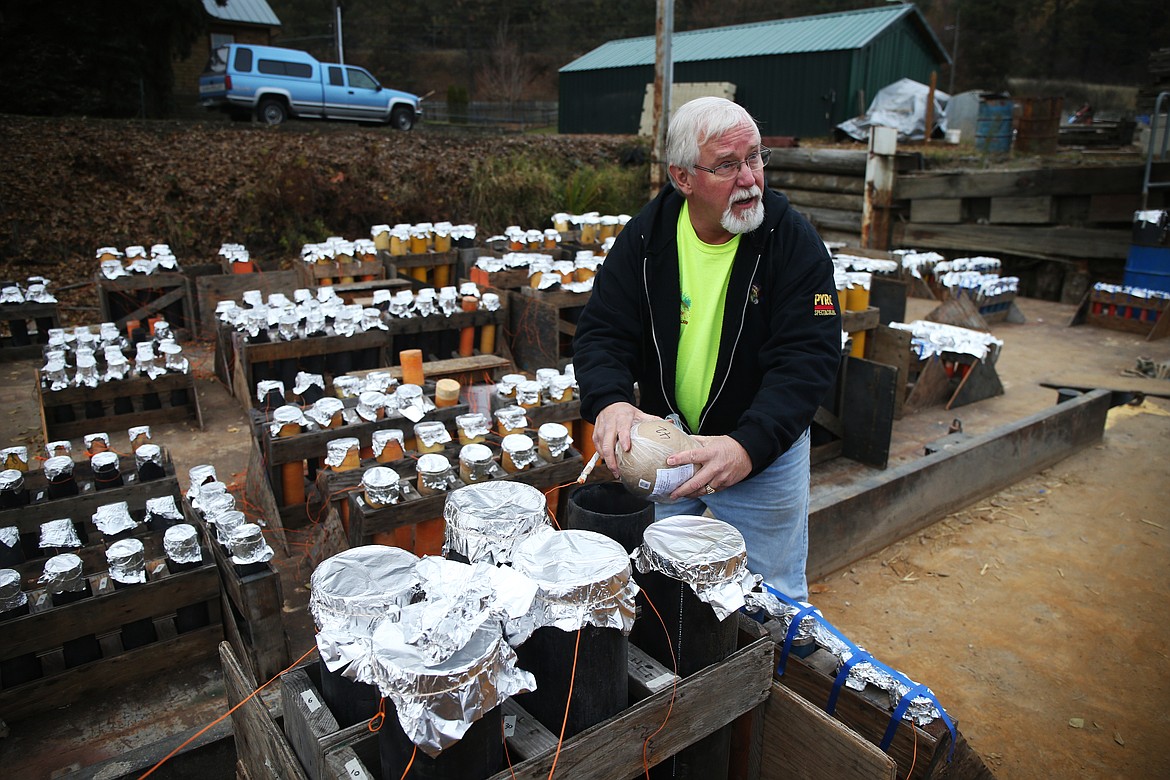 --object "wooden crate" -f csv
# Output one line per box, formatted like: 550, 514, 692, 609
0, 507, 222, 723
0, 449, 181, 551
769, 642, 954, 780
1084, 288, 1170, 339
181, 498, 290, 684
326, 445, 584, 550
379, 249, 460, 289
95, 271, 196, 337
224, 616, 773, 780
295, 259, 387, 288
507, 287, 591, 371
195, 269, 299, 340
37, 370, 203, 442
0, 300, 60, 362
